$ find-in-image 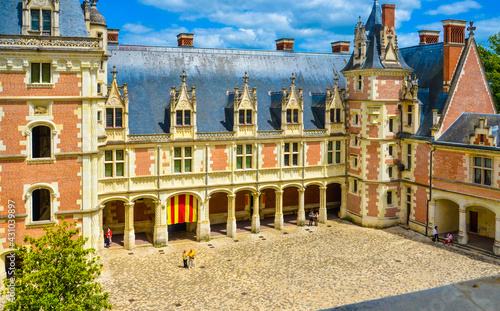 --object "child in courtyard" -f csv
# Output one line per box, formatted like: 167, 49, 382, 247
183, 250, 188, 268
